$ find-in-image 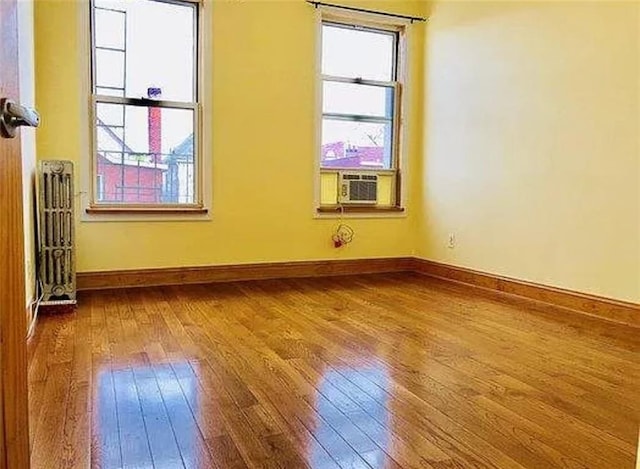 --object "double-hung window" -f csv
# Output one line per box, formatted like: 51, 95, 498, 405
90, 0, 201, 211
320, 19, 403, 209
